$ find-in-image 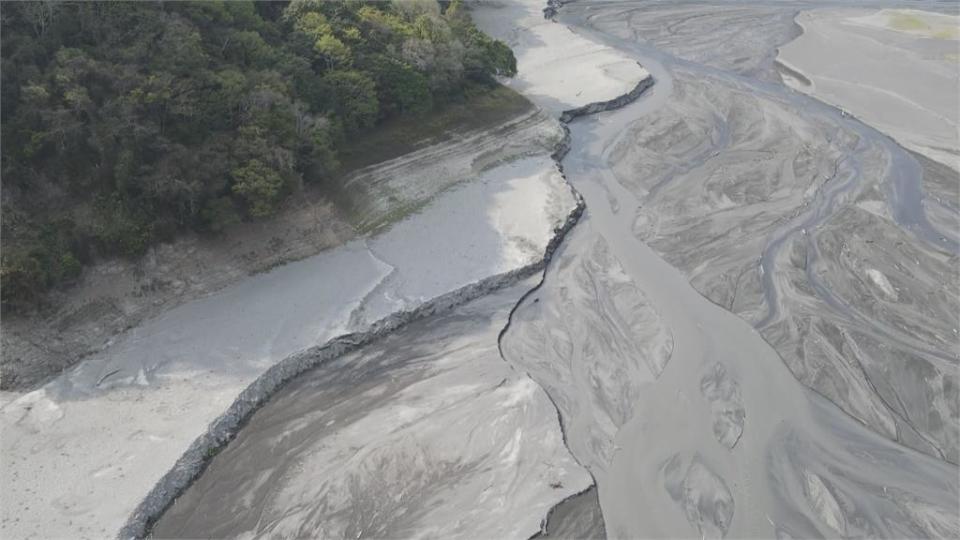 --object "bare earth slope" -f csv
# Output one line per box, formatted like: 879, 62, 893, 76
0, 96, 550, 391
